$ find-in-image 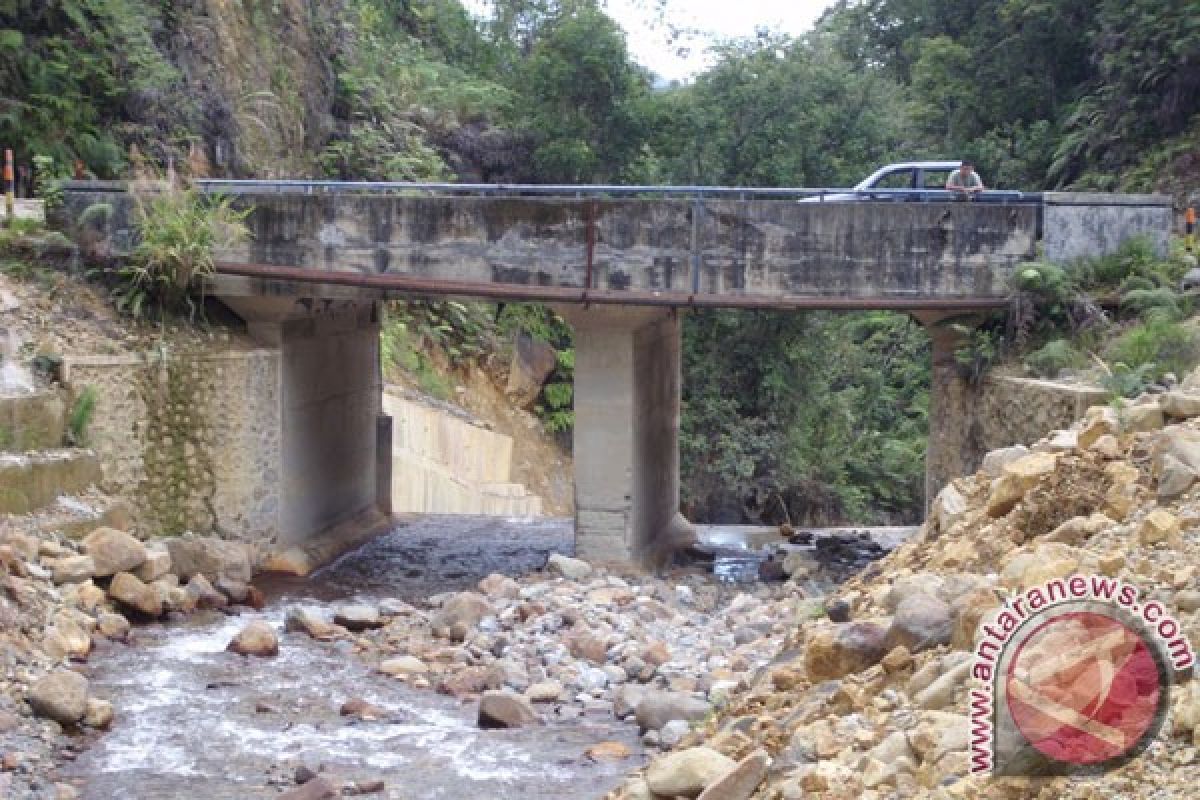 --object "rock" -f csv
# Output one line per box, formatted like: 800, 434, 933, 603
82, 528, 147, 577
526, 680, 564, 703
1158, 454, 1197, 500
49, 555, 95, 585
635, 690, 710, 731
585, 741, 632, 761
478, 689, 540, 728
438, 666, 500, 698
1078, 406, 1119, 450
379, 656, 428, 677
951, 588, 1000, 650
478, 573, 521, 600
506, 332, 558, 409
1139, 509, 1183, 548
886, 593, 952, 652
340, 698, 389, 721
343, 779, 386, 796
1090, 434, 1121, 459
184, 573, 226, 610
214, 577, 250, 604
1123, 403, 1165, 433
642, 640, 671, 667
569, 631, 610, 664
165, 535, 252, 583
1045, 513, 1111, 544
226, 621, 279, 657
278, 777, 338, 800
83, 697, 114, 729
979, 445, 1029, 478
660, 718, 691, 747
28, 669, 88, 724
1177, 590, 1200, 613
930, 483, 969, 534
333, 604, 382, 631
134, 544, 171, 582
696, 749, 769, 800
43, 614, 92, 661
546, 553, 592, 580
614, 684, 647, 718
96, 612, 131, 641
645, 747, 737, 797
804, 622, 889, 681
910, 711, 969, 766
881, 646, 913, 673
285, 607, 340, 640
1161, 391, 1200, 419
986, 452, 1058, 517
914, 658, 972, 710
431, 592, 493, 633
108, 571, 163, 617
